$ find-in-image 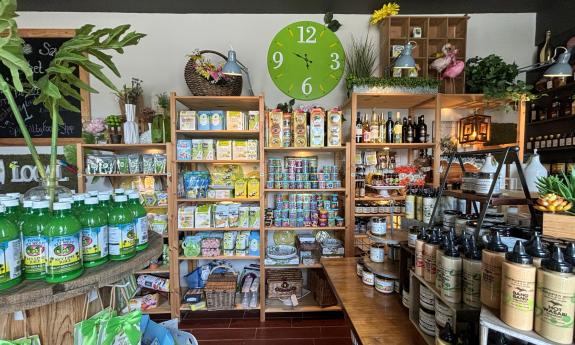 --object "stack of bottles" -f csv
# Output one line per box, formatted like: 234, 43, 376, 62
412, 225, 575, 344
355, 110, 428, 144
404, 186, 440, 224
0, 188, 150, 291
